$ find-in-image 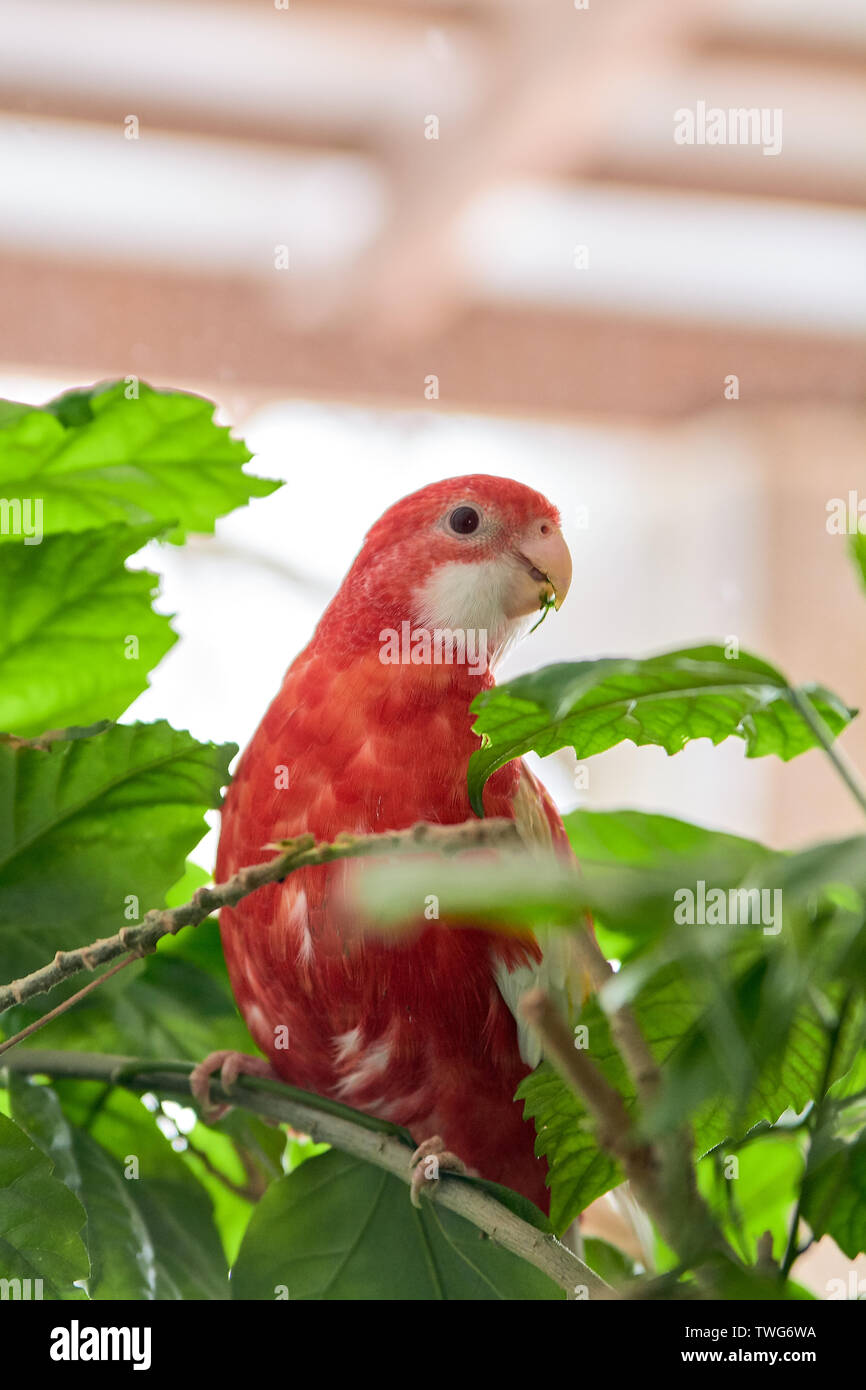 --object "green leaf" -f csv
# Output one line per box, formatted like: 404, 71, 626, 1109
802, 1131, 866, 1260
0, 1111, 89, 1298
231, 1149, 563, 1300
0, 381, 279, 543
563, 808, 769, 871
11, 1077, 229, 1298
285, 1134, 331, 1174
10, 1074, 155, 1299
133, 1179, 230, 1299
0, 402, 31, 428
52, 1080, 275, 1275
467, 646, 855, 815
0, 524, 176, 737
0, 720, 235, 982
164, 859, 211, 909
68, 1129, 159, 1300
